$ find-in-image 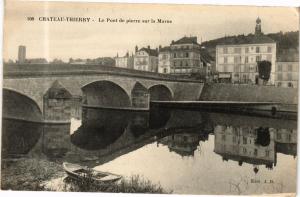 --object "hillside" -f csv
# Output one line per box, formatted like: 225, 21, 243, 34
201, 31, 299, 61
